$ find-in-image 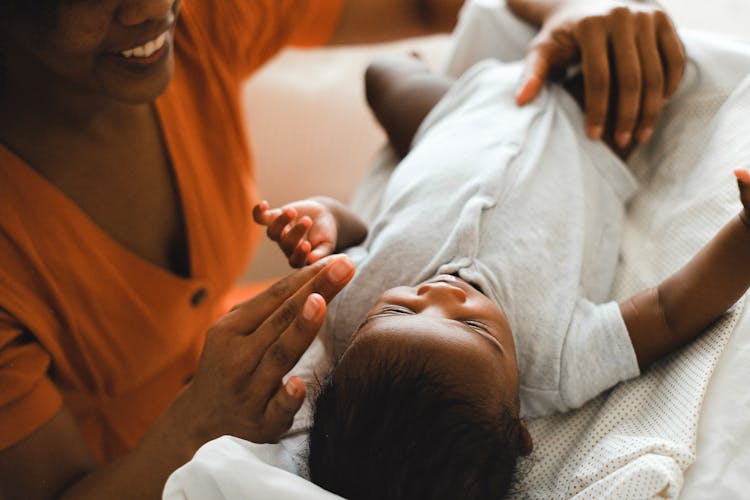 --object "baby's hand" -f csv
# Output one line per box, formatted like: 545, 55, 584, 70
735, 169, 750, 228
253, 199, 338, 268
